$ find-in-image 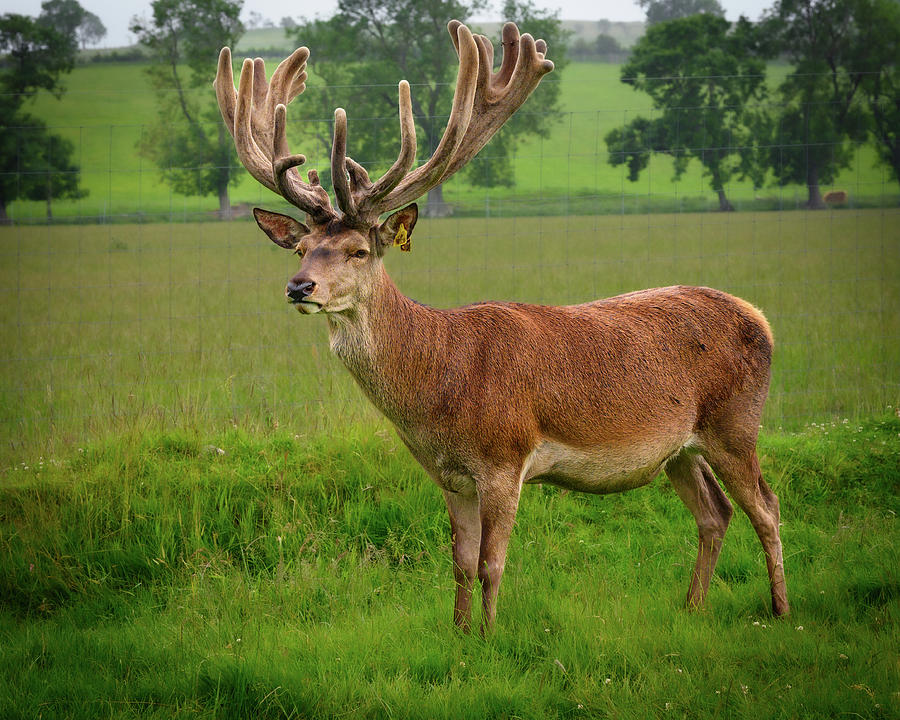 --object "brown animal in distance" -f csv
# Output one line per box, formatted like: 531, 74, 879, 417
214, 20, 789, 633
